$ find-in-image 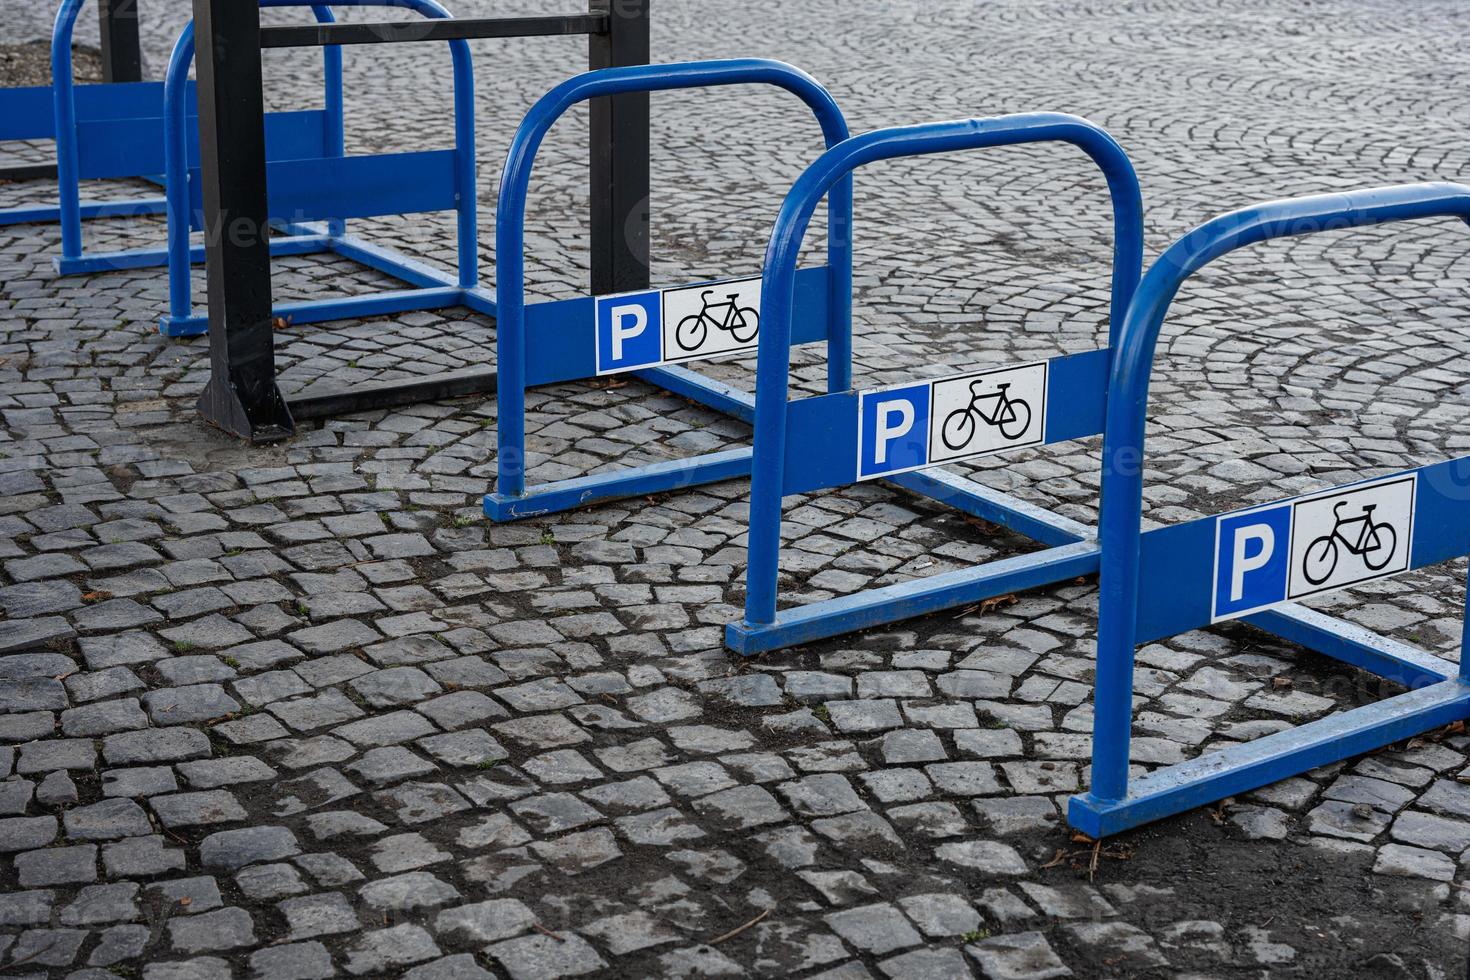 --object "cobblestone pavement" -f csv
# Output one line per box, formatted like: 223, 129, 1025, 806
4, 0, 1470, 977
